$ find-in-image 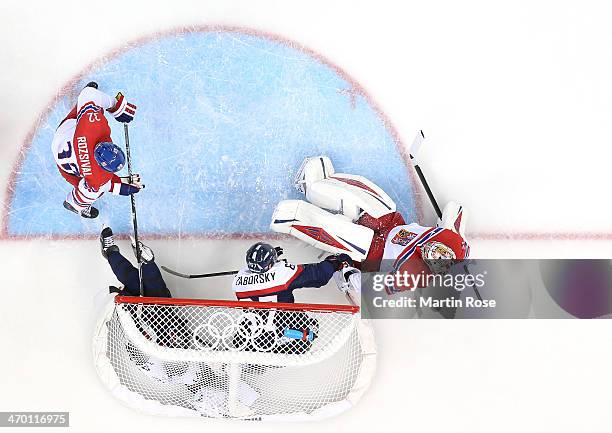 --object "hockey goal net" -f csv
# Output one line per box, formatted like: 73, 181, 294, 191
93, 295, 376, 421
